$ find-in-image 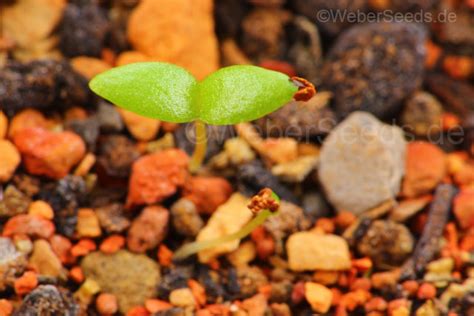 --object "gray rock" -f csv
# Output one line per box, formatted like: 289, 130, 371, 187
0, 237, 26, 291
81, 250, 160, 313
318, 111, 406, 215
97, 102, 123, 132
